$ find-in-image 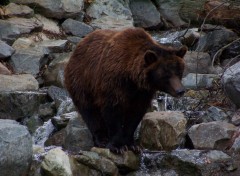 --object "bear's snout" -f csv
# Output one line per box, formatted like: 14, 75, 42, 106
176, 88, 185, 97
